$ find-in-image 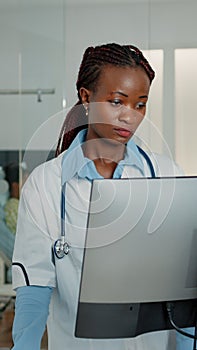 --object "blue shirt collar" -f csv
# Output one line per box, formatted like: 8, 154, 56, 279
61, 129, 144, 184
